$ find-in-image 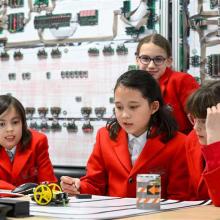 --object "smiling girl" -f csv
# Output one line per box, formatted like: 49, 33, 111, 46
136, 34, 199, 134
0, 95, 57, 190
